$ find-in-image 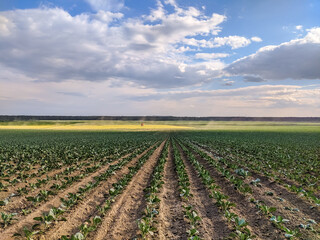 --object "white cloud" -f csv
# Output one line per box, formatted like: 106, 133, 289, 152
126, 85, 320, 116
251, 36, 262, 42
85, 0, 124, 12
226, 27, 320, 81
195, 52, 230, 60
0, 4, 226, 88
296, 25, 303, 30
212, 36, 252, 49
182, 35, 259, 49
1, 77, 319, 116
1, 2, 319, 116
